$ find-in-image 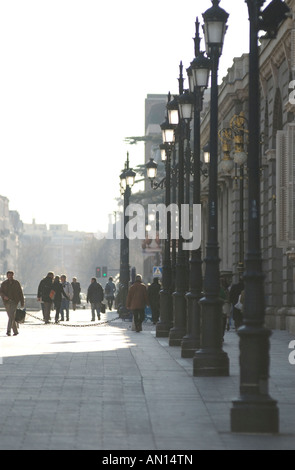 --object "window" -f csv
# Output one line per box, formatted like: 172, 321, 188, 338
272, 88, 283, 149
276, 124, 295, 247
